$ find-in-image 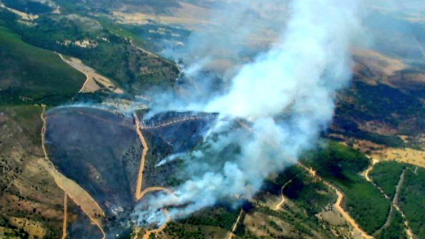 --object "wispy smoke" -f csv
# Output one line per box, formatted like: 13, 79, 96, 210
134, 0, 364, 225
